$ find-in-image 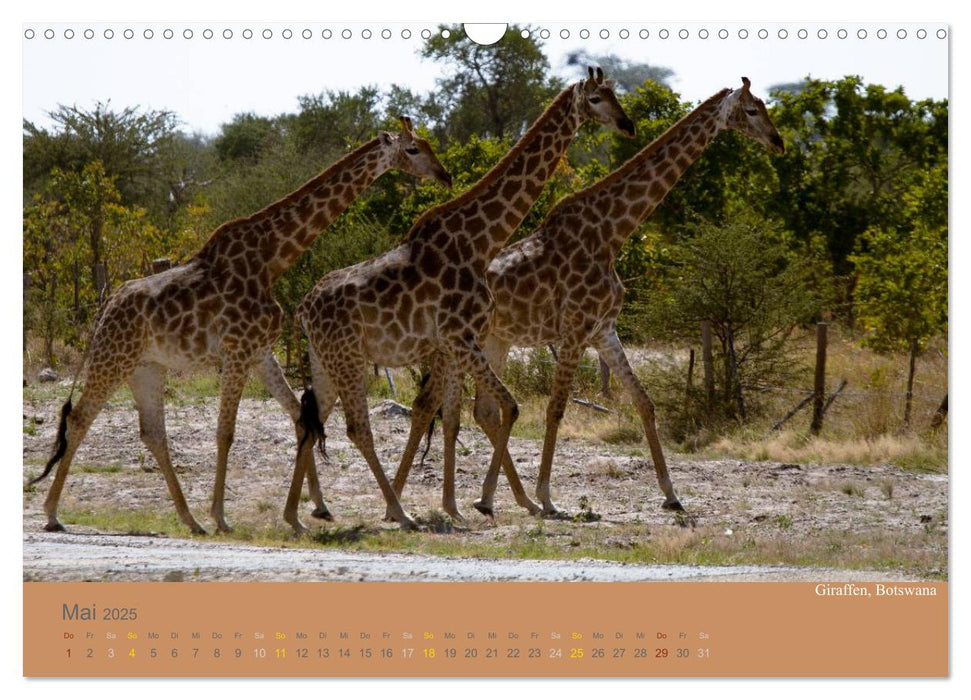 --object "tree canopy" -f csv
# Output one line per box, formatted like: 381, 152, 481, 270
23, 30, 947, 437
420, 24, 563, 142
